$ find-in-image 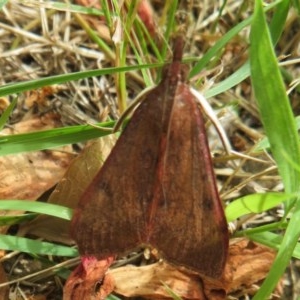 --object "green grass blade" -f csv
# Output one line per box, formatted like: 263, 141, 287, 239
161, 0, 178, 60
155, 0, 178, 82
161, 282, 182, 300
255, 115, 300, 150
225, 192, 293, 222
250, 0, 300, 298
0, 121, 115, 156
270, 0, 290, 44
292, 0, 300, 13
249, 232, 300, 260
189, 0, 282, 77
190, 20, 250, 78
0, 200, 72, 220
0, 0, 8, 9
0, 97, 17, 130
0, 63, 163, 97
192, 0, 284, 99
100, 0, 113, 29
0, 234, 77, 256
105, 295, 122, 300
204, 61, 250, 98
251, 0, 299, 205
0, 213, 37, 226
30, 1, 104, 16
74, 13, 115, 61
